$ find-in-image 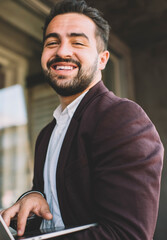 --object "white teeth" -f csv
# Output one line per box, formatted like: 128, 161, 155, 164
56, 66, 73, 70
